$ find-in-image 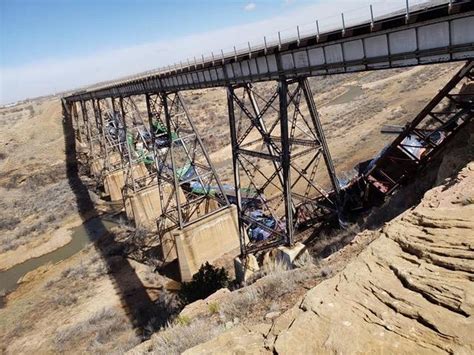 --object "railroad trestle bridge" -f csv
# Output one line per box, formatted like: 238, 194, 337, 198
62, 0, 474, 280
